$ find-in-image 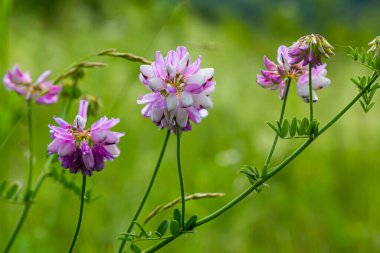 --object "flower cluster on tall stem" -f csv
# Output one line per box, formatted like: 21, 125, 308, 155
3, 65, 62, 104
138, 46, 216, 132
48, 99, 124, 176
288, 34, 334, 67
257, 45, 331, 102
